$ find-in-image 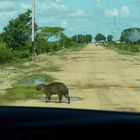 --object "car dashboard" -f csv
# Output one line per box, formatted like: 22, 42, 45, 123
0, 107, 140, 139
